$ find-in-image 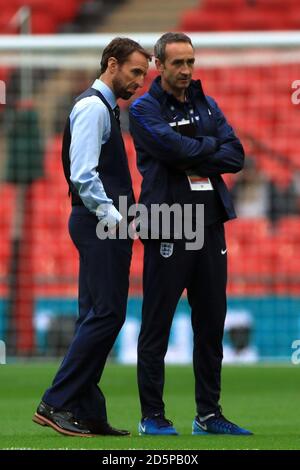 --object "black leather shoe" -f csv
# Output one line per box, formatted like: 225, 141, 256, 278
33, 401, 95, 437
88, 421, 131, 436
